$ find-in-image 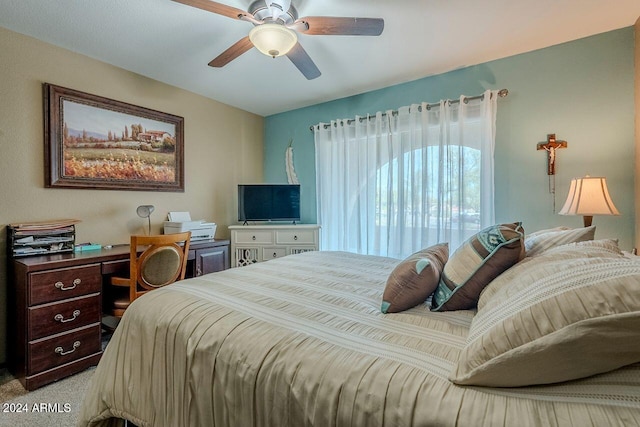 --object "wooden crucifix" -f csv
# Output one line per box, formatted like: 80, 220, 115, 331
537, 133, 568, 212
537, 133, 567, 175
